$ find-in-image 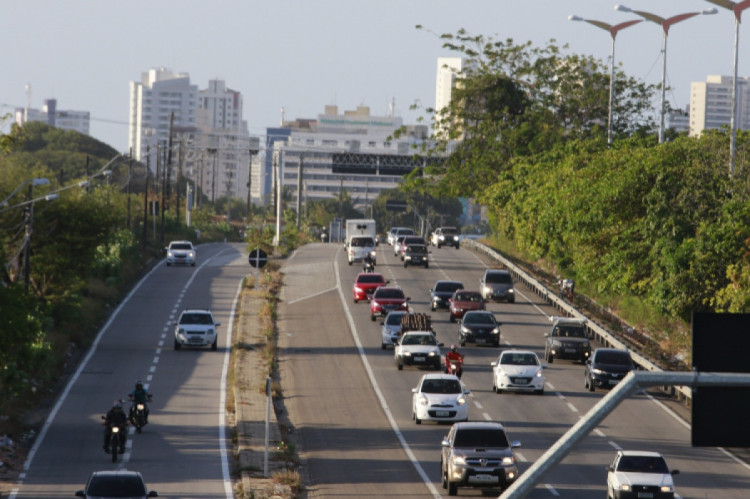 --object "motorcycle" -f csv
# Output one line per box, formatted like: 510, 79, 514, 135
128, 395, 152, 433
445, 357, 464, 379
102, 416, 127, 463
363, 260, 375, 273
